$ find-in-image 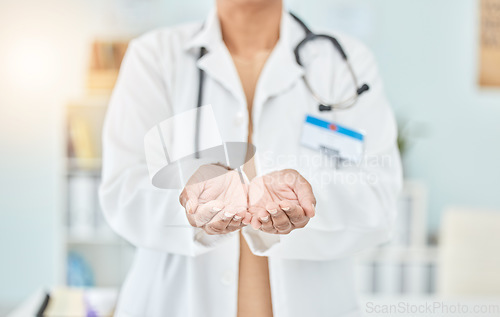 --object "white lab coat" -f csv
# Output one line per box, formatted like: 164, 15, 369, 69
99, 9, 402, 317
